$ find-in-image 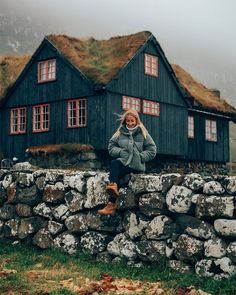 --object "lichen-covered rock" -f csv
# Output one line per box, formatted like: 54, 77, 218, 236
107, 233, 137, 260
195, 196, 234, 219
35, 176, 45, 191
15, 185, 40, 206
33, 228, 52, 249
18, 216, 47, 239
214, 219, 236, 238
16, 204, 33, 217
65, 190, 84, 212
3, 218, 20, 237
2, 174, 13, 189
203, 181, 225, 195
43, 182, 65, 203
0, 204, 16, 220
87, 212, 122, 233
47, 220, 64, 235
6, 184, 16, 203
139, 192, 167, 217
116, 188, 138, 210
52, 204, 69, 221
0, 170, 8, 181
96, 251, 112, 263
14, 162, 35, 171
16, 173, 34, 187
64, 173, 86, 193
123, 212, 148, 239
226, 242, 236, 263
145, 215, 175, 240
80, 231, 112, 254
166, 185, 193, 213
45, 171, 64, 184
128, 174, 162, 194
204, 238, 227, 258
53, 232, 79, 254
195, 257, 236, 279
169, 260, 194, 274
160, 173, 182, 193
175, 214, 215, 240
65, 214, 88, 232
136, 240, 166, 262
0, 186, 7, 204
182, 173, 205, 192
85, 173, 109, 208
33, 202, 52, 218
174, 234, 203, 263
222, 176, 236, 195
